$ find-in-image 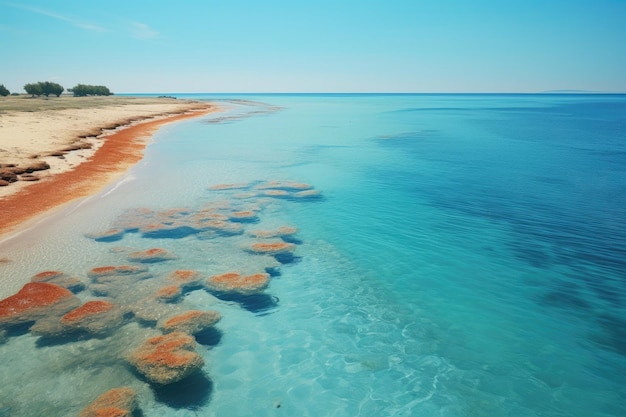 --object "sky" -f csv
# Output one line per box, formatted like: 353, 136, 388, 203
1, 0, 625, 93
